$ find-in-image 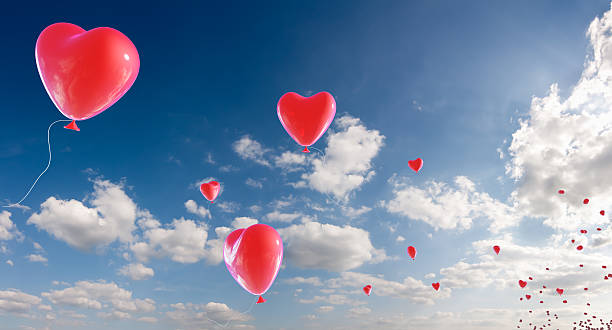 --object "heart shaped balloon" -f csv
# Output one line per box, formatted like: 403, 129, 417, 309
277, 92, 336, 153
363, 285, 372, 296
200, 181, 220, 203
408, 158, 423, 173
35, 23, 140, 126
432, 282, 440, 291
407, 246, 417, 260
223, 224, 283, 296
493, 245, 500, 255
518, 280, 527, 288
